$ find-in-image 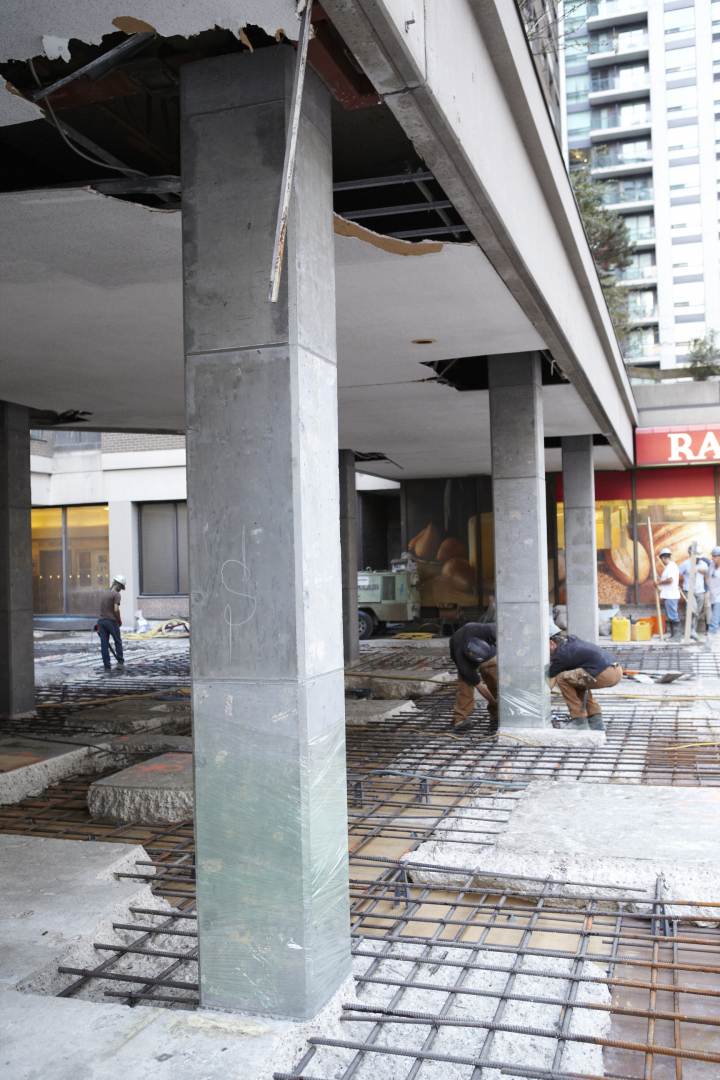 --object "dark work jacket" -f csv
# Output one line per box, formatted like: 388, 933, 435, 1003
449, 623, 497, 687
548, 635, 617, 679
